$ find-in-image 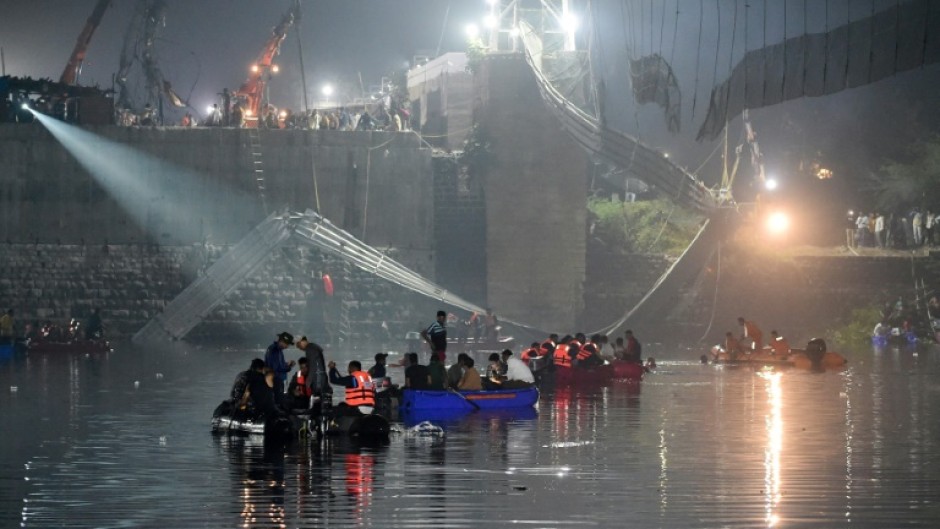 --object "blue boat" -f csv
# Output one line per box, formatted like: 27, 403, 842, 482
400, 386, 539, 412
400, 406, 538, 426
